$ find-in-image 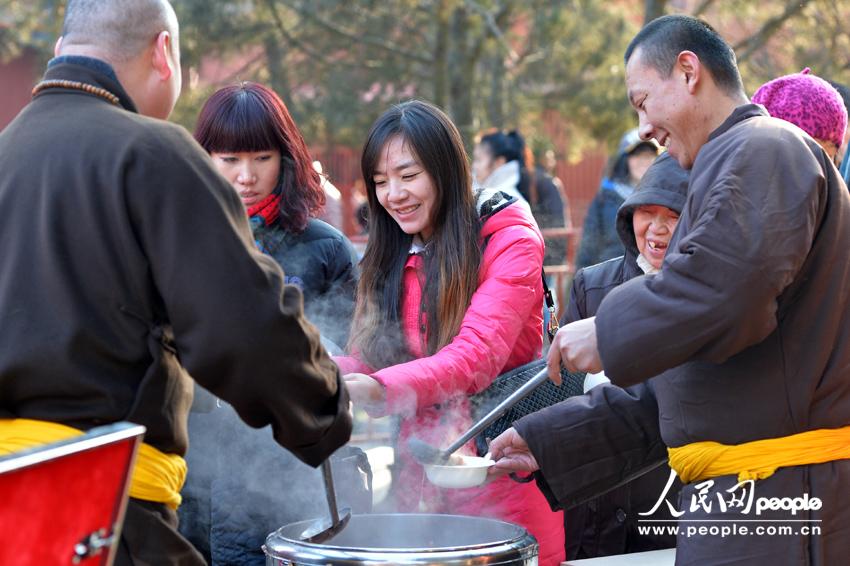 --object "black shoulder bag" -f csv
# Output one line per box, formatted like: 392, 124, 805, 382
469, 273, 586, 458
